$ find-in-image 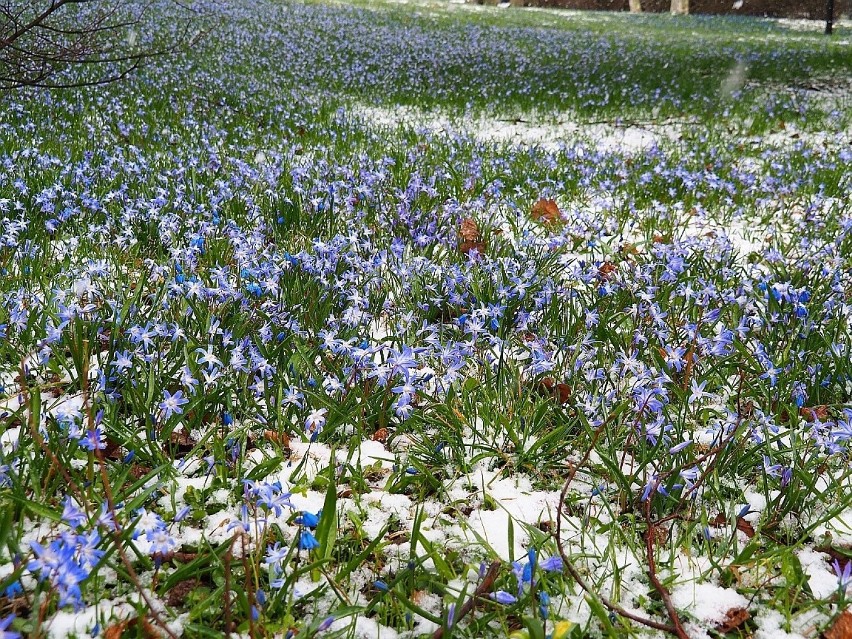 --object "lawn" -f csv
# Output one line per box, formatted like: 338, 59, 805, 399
1, 1, 852, 637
